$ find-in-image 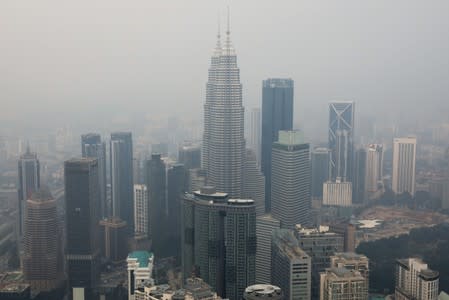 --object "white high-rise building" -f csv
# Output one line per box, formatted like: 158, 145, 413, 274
255, 214, 280, 284
392, 137, 417, 196
202, 19, 245, 198
134, 184, 148, 236
365, 144, 383, 196
395, 258, 439, 300
127, 251, 154, 300
271, 131, 311, 229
